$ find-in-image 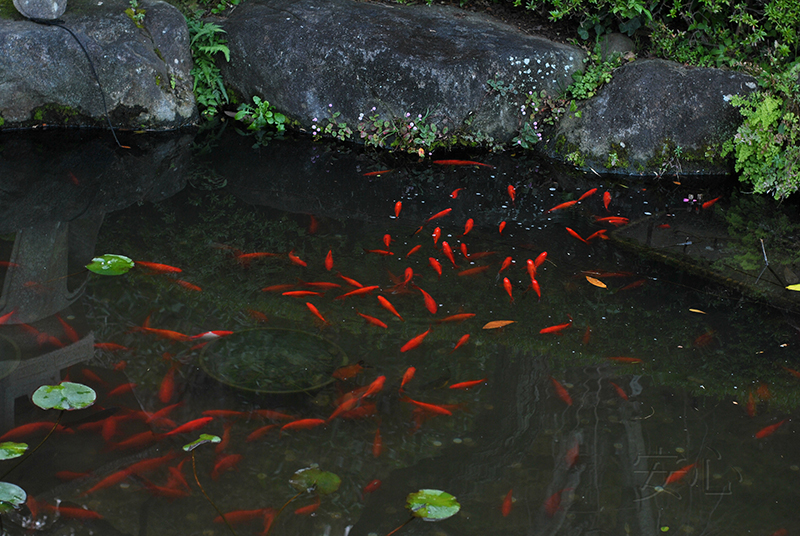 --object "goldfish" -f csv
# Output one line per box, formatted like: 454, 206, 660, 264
364, 169, 392, 176
416, 286, 437, 314
335, 285, 380, 299
702, 196, 721, 209
377, 295, 403, 321
755, 419, 788, 439
42, 504, 103, 519
159, 367, 177, 404
582, 325, 592, 345
287, 250, 307, 267
299, 281, 341, 290
438, 313, 476, 323
357, 311, 387, 328
280, 419, 326, 434
547, 199, 578, 213
363, 478, 382, 494
450, 188, 464, 198
372, 429, 383, 458
107, 382, 136, 398
214, 508, 274, 525
401, 328, 431, 352
432, 227, 441, 245
362, 376, 387, 398
400, 366, 416, 391
283, 290, 324, 298
585, 229, 608, 242
202, 410, 245, 420
325, 250, 334, 271
594, 216, 629, 225
234, 252, 280, 267
251, 409, 295, 421
363, 248, 393, 256
544, 488, 573, 517
305, 302, 329, 324
459, 265, 490, 277
336, 272, 363, 288
406, 244, 422, 257
429, 257, 443, 278
603, 191, 611, 211
578, 188, 597, 201
503, 277, 514, 303
82, 469, 131, 495
529, 278, 541, 300
441, 241, 458, 268
294, 496, 320, 515
211, 454, 243, 480
433, 159, 493, 167
164, 417, 213, 437
498, 221, 506, 234
782, 366, 800, 379
403, 397, 453, 415
449, 378, 486, 390
620, 279, 646, 290
425, 208, 453, 224
550, 377, 573, 406
664, 462, 696, 485
499, 256, 513, 273
566, 227, 589, 244
502, 489, 513, 516
383, 234, 392, 248
135, 261, 182, 273
134, 327, 192, 342
534, 251, 547, 269
565, 441, 579, 468
609, 381, 628, 400
262, 284, 295, 292
126, 452, 179, 476
175, 279, 202, 292
56, 314, 79, 343
460, 242, 470, 259
463, 218, 474, 235
605, 356, 642, 364
0, 310, 16, 325
109, 430, 161, 451
246, 424, 277, 442
394, 201, 402, 218
451, 334, 470, 353
540, 318, 572, 334
307, 215, 319, 234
